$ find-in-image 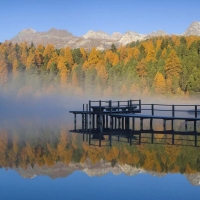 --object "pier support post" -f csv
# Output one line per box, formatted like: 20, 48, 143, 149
163, 119, 166, 131
74, 114, 76, 131
185, 120, 187, 132
122, 117, 124, 130
132, 117, 135, 130
150, 118, 153, 130
106, 114, 108, 128
110, 116, 113, 129
92, 114, 95, 129
140, 118, 143, 131
151, 104, 154, 116
125, 117, 129, 130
